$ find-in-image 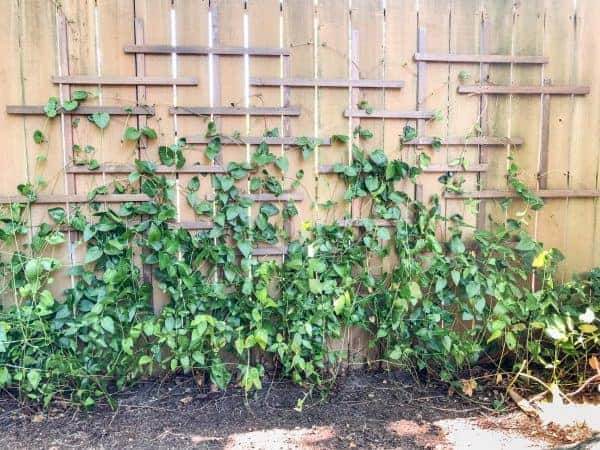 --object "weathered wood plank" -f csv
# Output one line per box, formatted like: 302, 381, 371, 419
66, 164, 227, 174
123, 44, 290, 56
52, 76, 198, 85
250, 77, 404, 88
185, 135, 331, 145
446, 190, 600, 199
0, 194, 150, 204
319, 163, 488, 173
170, 106, 301, 116
458, 85, 589, 95
206, 192, 303, 201
414, 52, 548, 64
344, 109, 435, 119
7, 105, 155, 115
405, 136, 523, 145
